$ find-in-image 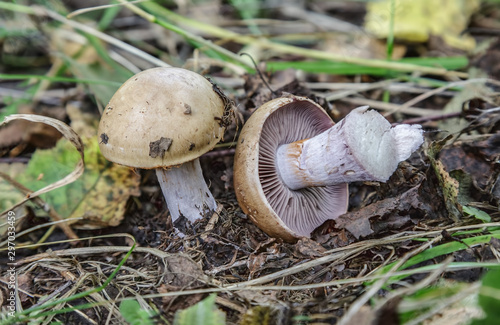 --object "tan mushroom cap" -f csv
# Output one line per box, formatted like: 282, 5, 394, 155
234, 95, 349, 242
98, 67, 227, 168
